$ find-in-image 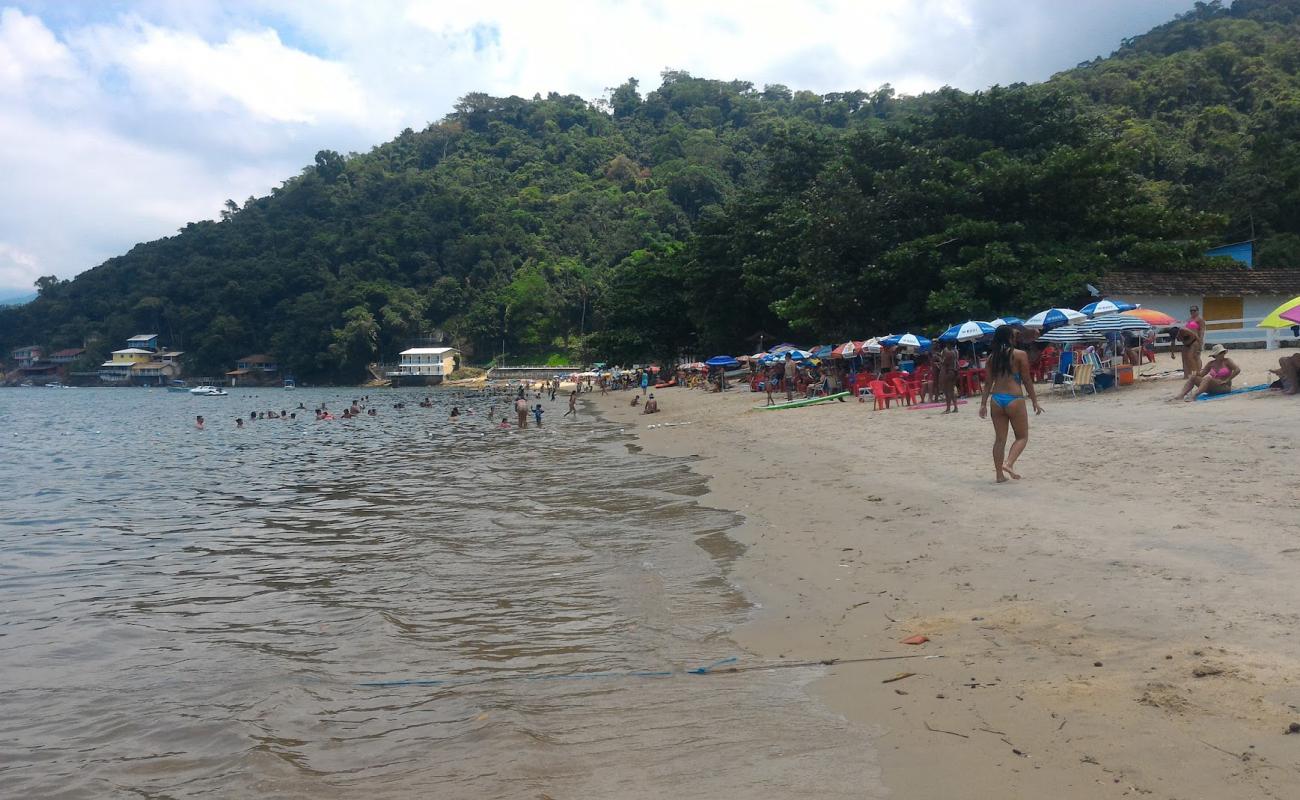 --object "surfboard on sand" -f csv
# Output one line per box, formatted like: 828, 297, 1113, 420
755, 391, 850, 410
